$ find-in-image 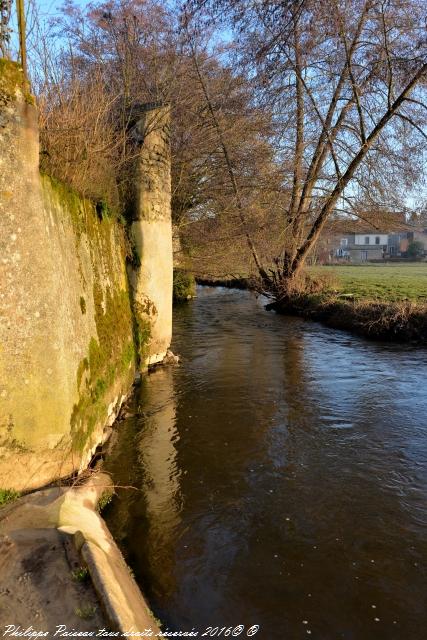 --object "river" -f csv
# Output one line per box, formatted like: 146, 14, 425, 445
104, 286, 427, 640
